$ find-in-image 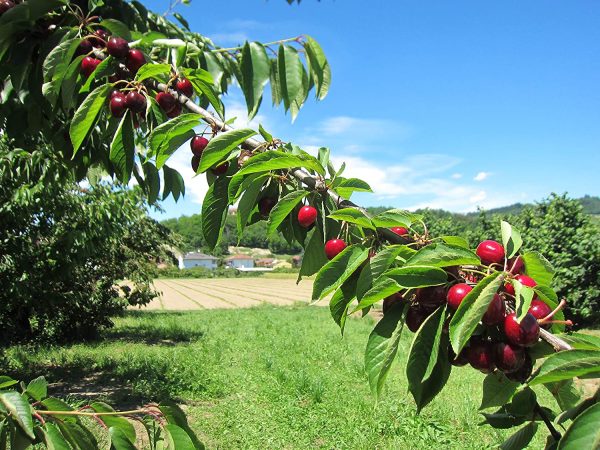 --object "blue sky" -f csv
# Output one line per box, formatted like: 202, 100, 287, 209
144, 0, 600, 220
